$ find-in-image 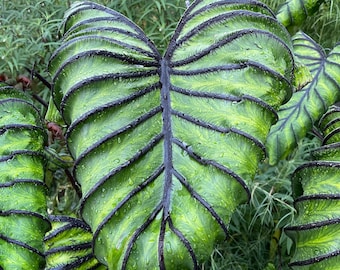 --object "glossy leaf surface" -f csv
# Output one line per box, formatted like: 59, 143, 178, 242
44, 215, 106, 269
286, 105, 340, 269
49, 1, 294, 269
266, 32, 340, 165
0, 83, 50, 269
